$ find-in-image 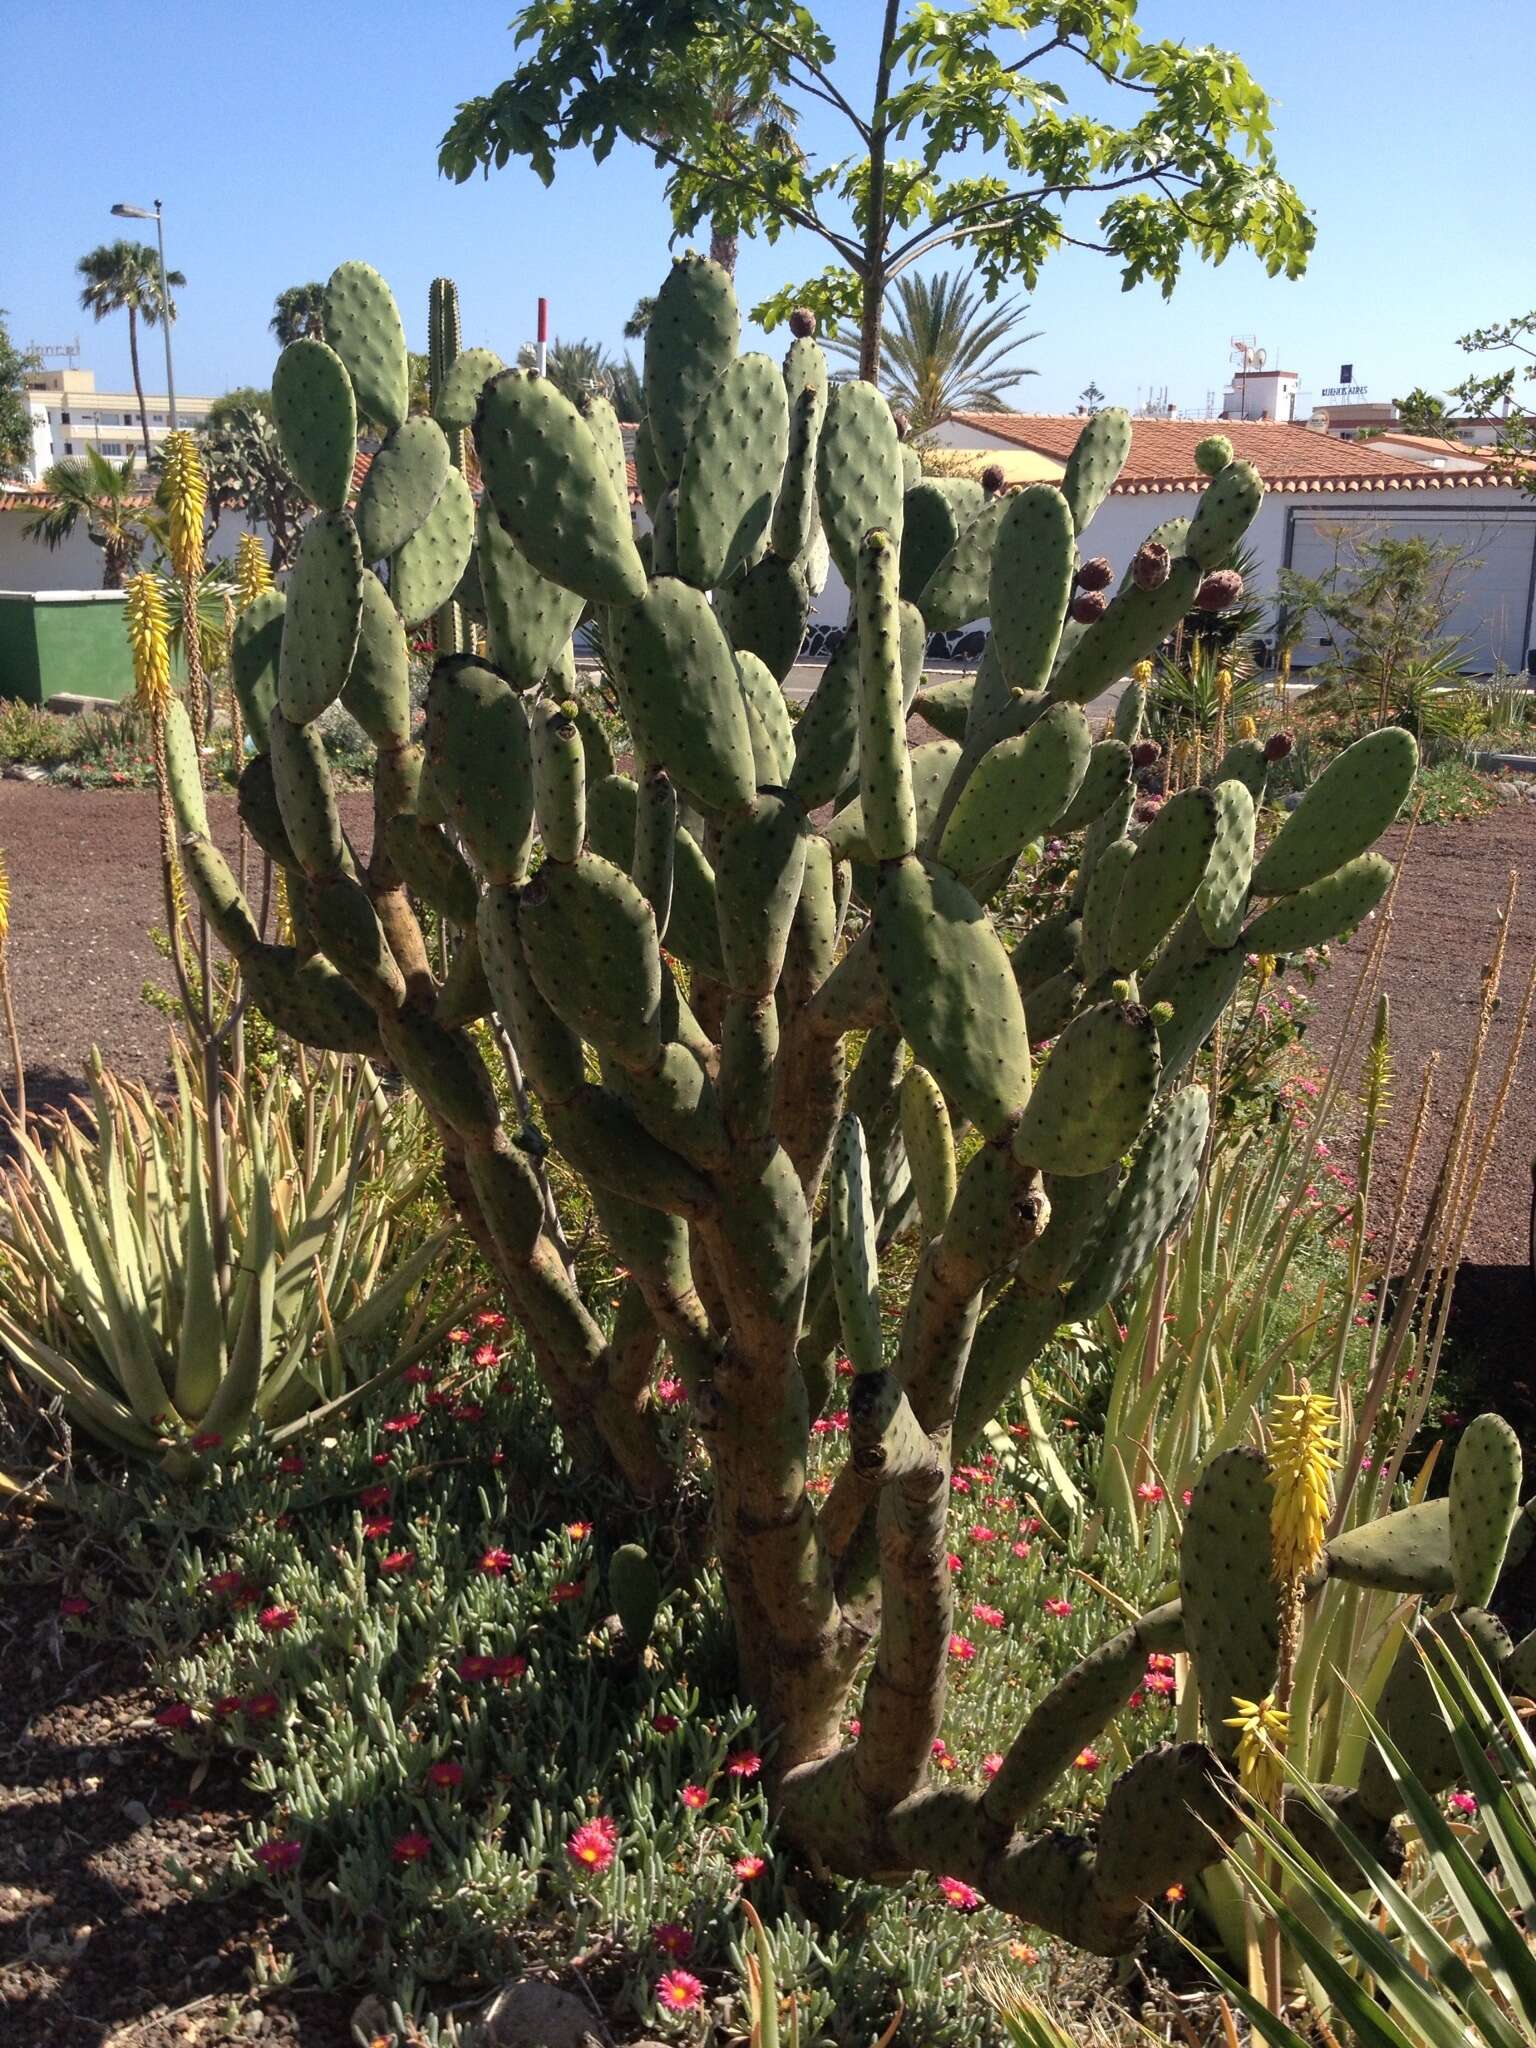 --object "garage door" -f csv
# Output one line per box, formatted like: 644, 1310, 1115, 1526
1284, 506, 1536, 675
